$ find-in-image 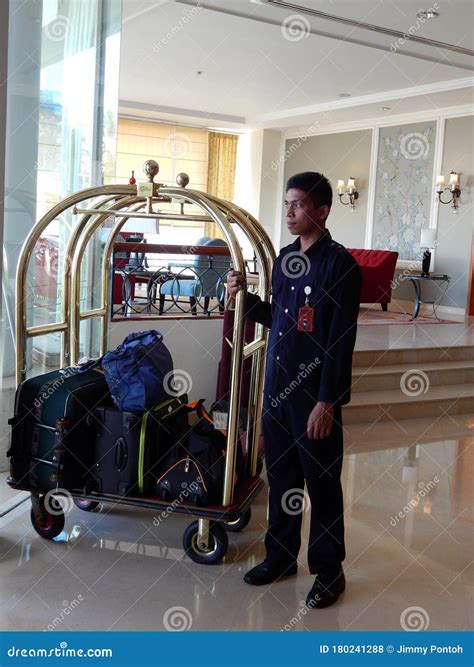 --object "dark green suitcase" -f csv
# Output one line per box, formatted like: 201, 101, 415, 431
8, 368, 110, 492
